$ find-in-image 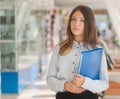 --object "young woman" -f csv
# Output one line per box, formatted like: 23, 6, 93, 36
46, 5, 109, 99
